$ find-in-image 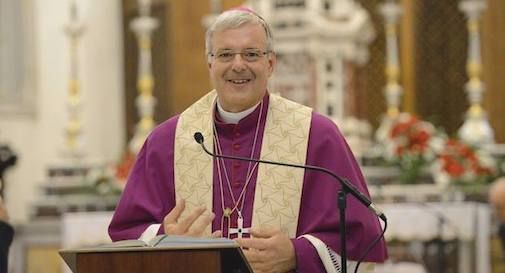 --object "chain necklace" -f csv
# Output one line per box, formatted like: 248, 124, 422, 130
213, 100, 264, 238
